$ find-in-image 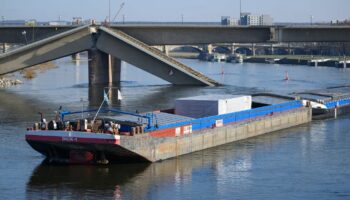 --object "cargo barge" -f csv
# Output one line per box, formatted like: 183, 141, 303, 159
293, 85, 350, 120
252, 85, 350, 120
26, 95, 311, 164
